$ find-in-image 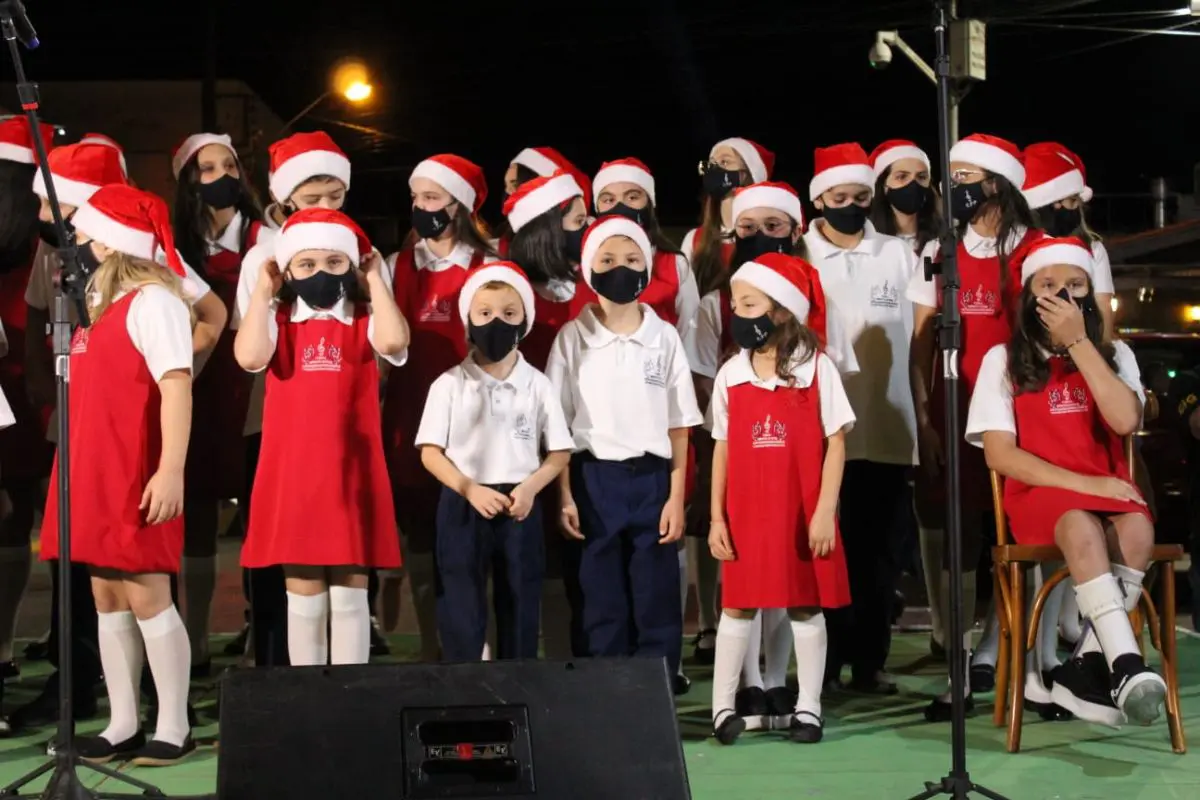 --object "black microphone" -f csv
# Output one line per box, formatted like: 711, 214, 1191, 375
0, 1, 39, 49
